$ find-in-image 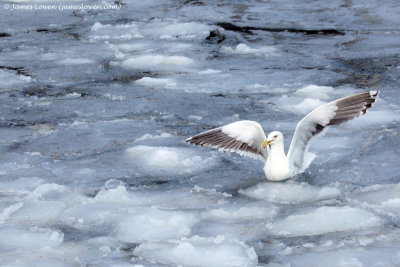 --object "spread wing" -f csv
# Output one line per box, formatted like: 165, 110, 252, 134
287, 91, 379, 170
186, 120, 268, 161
